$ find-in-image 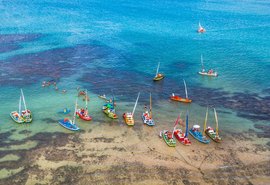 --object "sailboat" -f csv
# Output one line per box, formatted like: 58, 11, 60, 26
174, 112, 191, 146
123, 92, 140, 126
197, 22, 206, 33
102, 96, 118, 119
204, 108, 222, 142
76, 90, 92, 121
198, 55, 218, 77
189, 109, 210, 144
170, 80, 192, 103
58, 98, 80, 131
153, 62, 165, 81
10, 89, 32, 124
142, 93, 155, 126
160, 116, 177, 147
